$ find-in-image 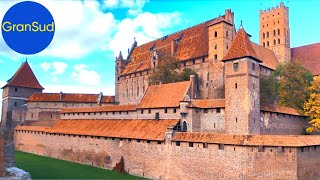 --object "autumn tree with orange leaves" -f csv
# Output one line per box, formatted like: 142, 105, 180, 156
304, 76, 320, 133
